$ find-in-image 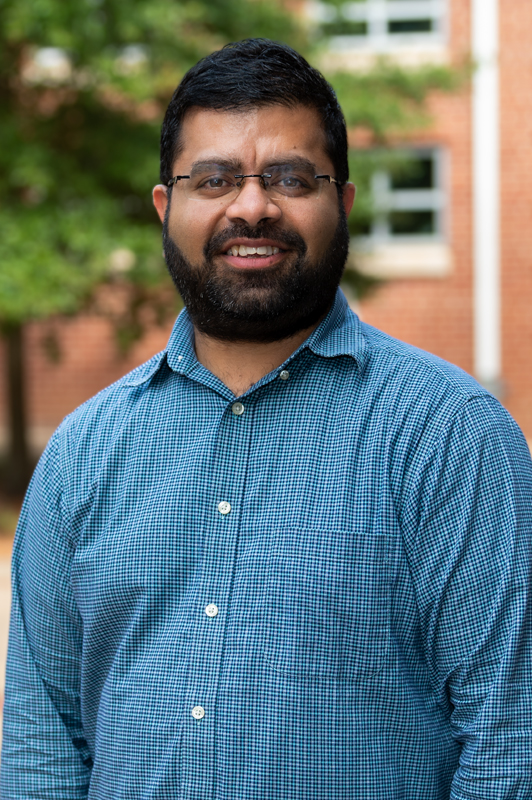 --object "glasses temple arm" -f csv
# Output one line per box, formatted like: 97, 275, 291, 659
167, 175, 191, 187
314, 175, 341, 185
